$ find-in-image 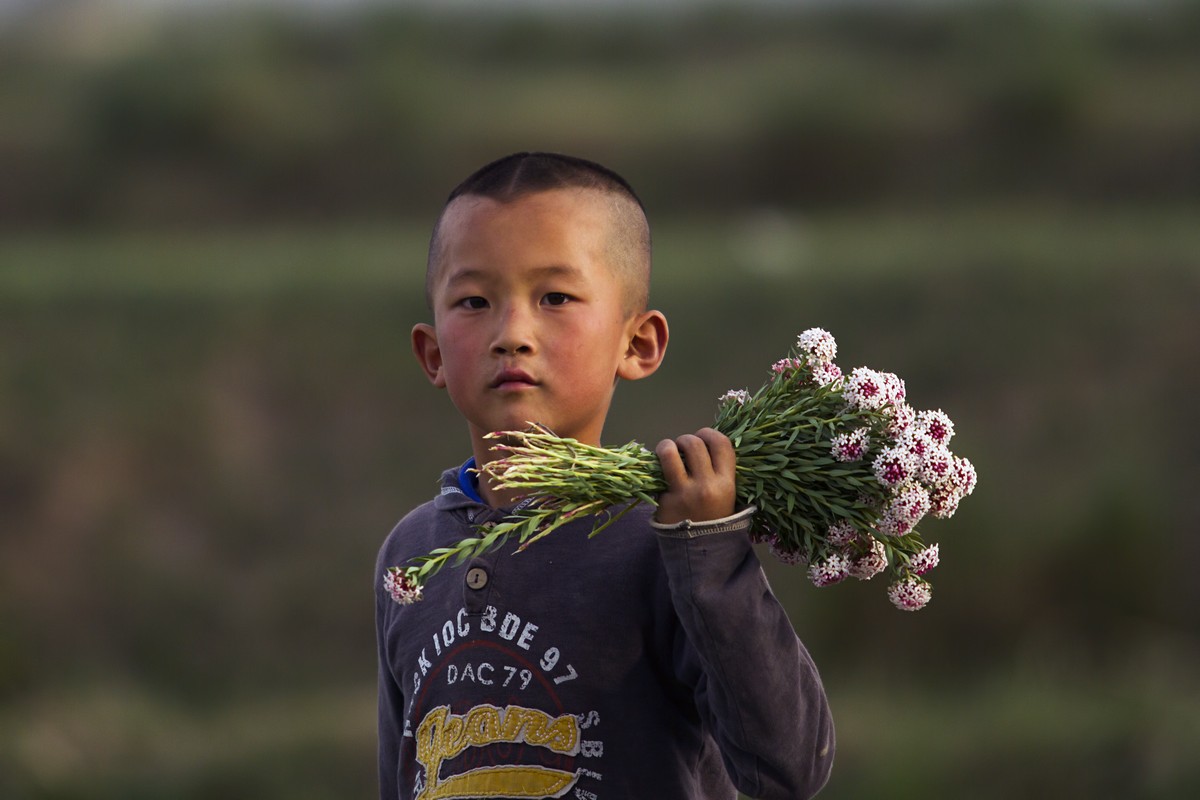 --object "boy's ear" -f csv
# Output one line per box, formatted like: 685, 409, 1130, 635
617, 309, 669, 382
411, 323, 446, 388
